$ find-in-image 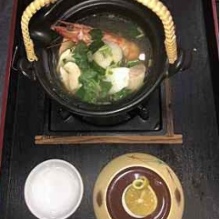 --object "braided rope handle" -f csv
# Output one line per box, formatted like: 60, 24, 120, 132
21, 0, 58, 62
136, 0, 178, 64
